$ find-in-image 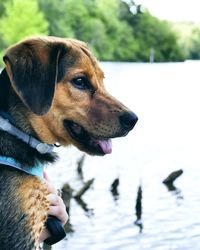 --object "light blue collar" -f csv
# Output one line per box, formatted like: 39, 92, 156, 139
0, 156, 44, 178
